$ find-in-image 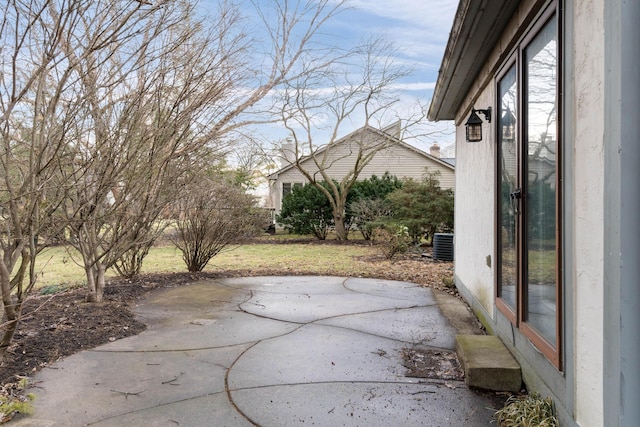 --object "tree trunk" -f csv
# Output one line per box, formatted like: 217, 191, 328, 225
85, 265, 98, 302
334, 216, 347, 240
85, 262, 106, 303
95, 263, 105, 303
0, 295, 23, 362
333, 194, 349, 240
0, 250, 30, 361
334, 212, 348, 240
